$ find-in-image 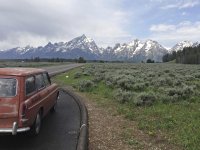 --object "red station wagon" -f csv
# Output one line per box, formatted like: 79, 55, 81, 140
0, 68, 59, 135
